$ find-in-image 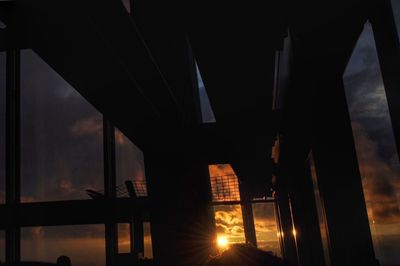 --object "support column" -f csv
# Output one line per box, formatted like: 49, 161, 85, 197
239, 184, 257, 247
371, 0, 400, 157
287, 161, 326, 266
132, 217, 144, 258
312, 78, 379, 266
5, 48, 20, 265
275, 189, 299, 266
145, 148, 215, 266
103, 119, 117, 266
